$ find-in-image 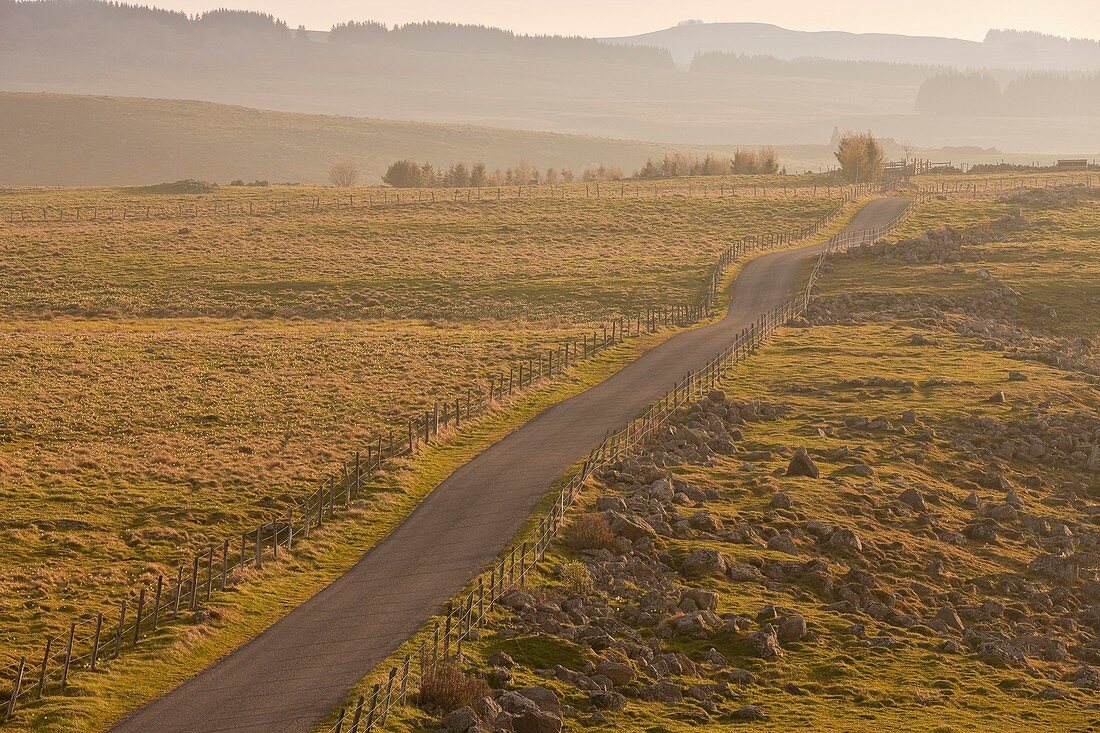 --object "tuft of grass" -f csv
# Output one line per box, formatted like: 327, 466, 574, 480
417, 661, 490, 714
